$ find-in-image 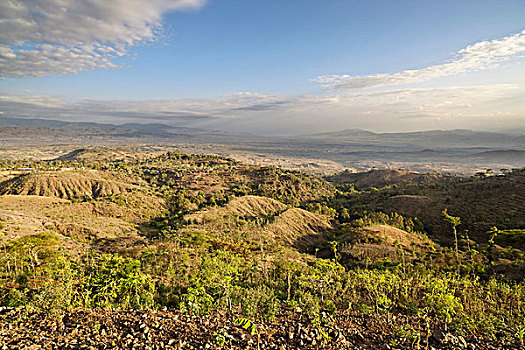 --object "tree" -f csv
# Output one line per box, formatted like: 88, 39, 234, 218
487, 226, 500, 264
488, 226, 499, 246
442, 209, 461, 274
